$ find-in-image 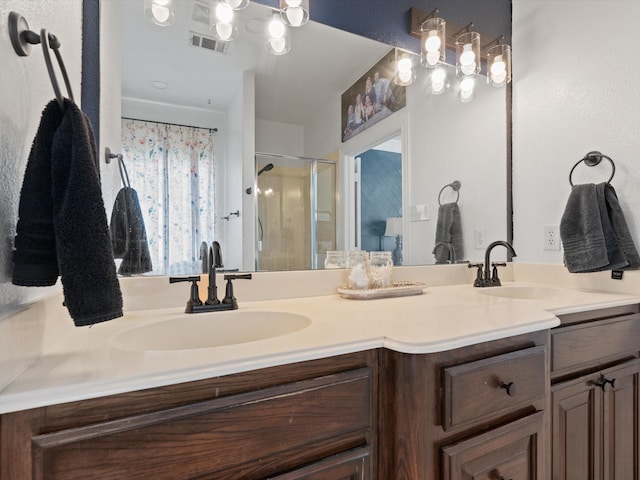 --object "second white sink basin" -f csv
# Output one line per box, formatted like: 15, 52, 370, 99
478, 285, 564, 300
111, 311, 311, 351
